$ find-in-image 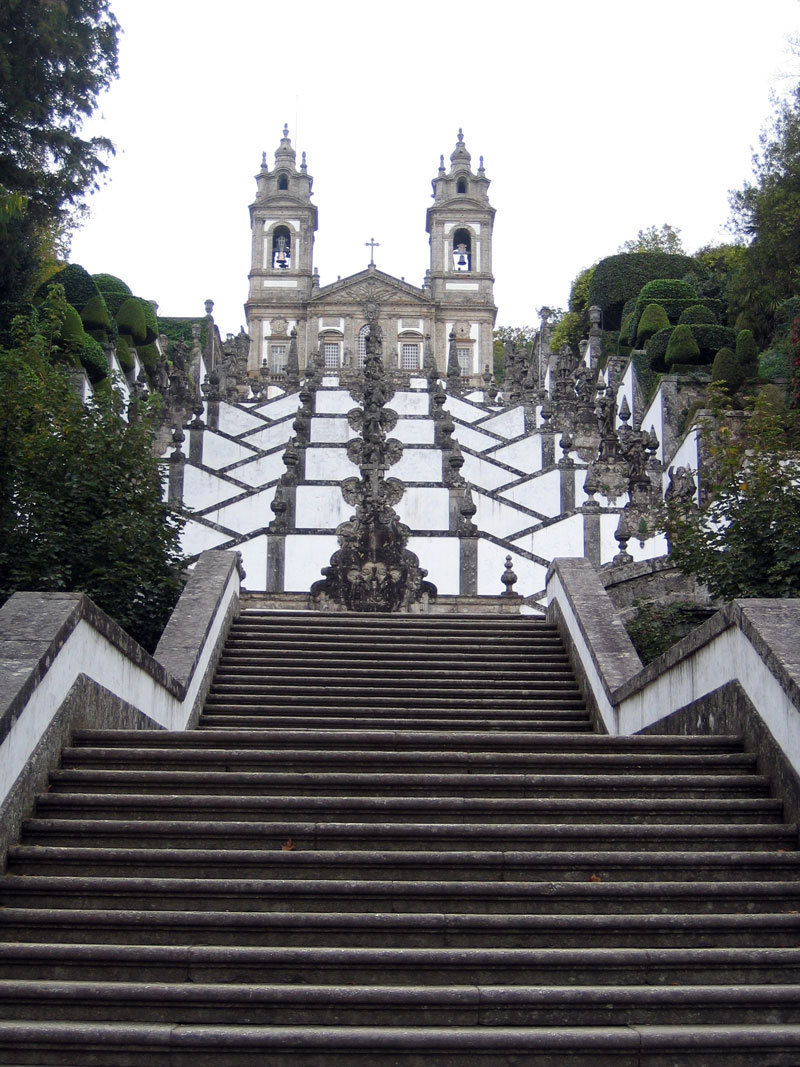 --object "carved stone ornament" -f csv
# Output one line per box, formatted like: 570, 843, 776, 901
454, 321, 471, 338
270, 317, 289, 337
310, 317, 437, 612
